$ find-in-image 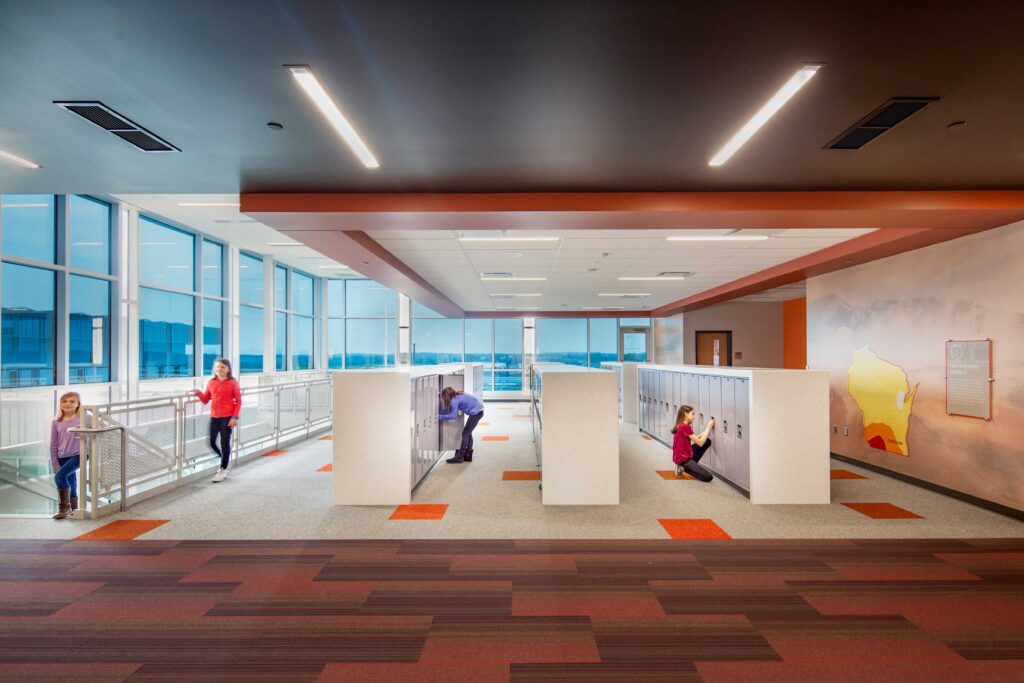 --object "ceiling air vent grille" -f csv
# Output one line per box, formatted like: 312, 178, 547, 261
657, 271, 693, 278
825, 97, 937, 150
55, 101, 180, 153
481, 272, 513, 278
